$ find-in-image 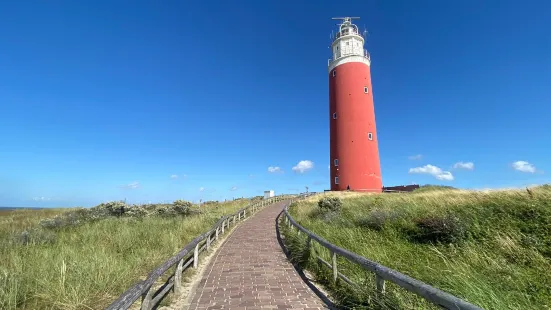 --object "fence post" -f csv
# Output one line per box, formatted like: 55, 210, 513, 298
215, 227, 219, 240
238, 211, 241, 221
174, 258, 184, 294
376, 274, 386, 294
206, 233, 211, 251
221, 219, 225, 234
233, 214, 236, 224
244, 209, 247, 218
141, 286, 153, 310
193, 243, 199, 268
332, 251, 338, 283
